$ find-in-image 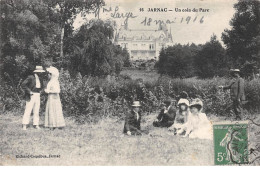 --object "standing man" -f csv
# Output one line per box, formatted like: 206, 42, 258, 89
21, 66, 45, 130
219, 69, 246, 120
153, 99, 177, 128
